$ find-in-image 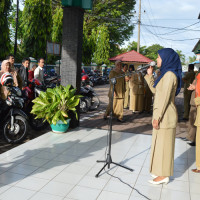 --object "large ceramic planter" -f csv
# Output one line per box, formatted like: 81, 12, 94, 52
50, 119, 71, 133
